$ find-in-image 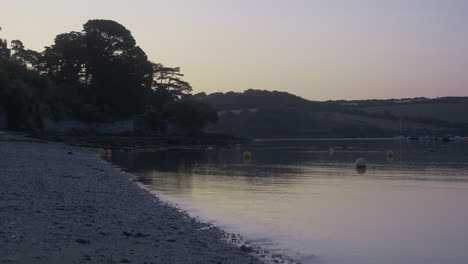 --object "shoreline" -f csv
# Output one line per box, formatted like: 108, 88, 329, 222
126, 176, 299, 264
29, 134, 251, 151
0, 141, 261, 263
